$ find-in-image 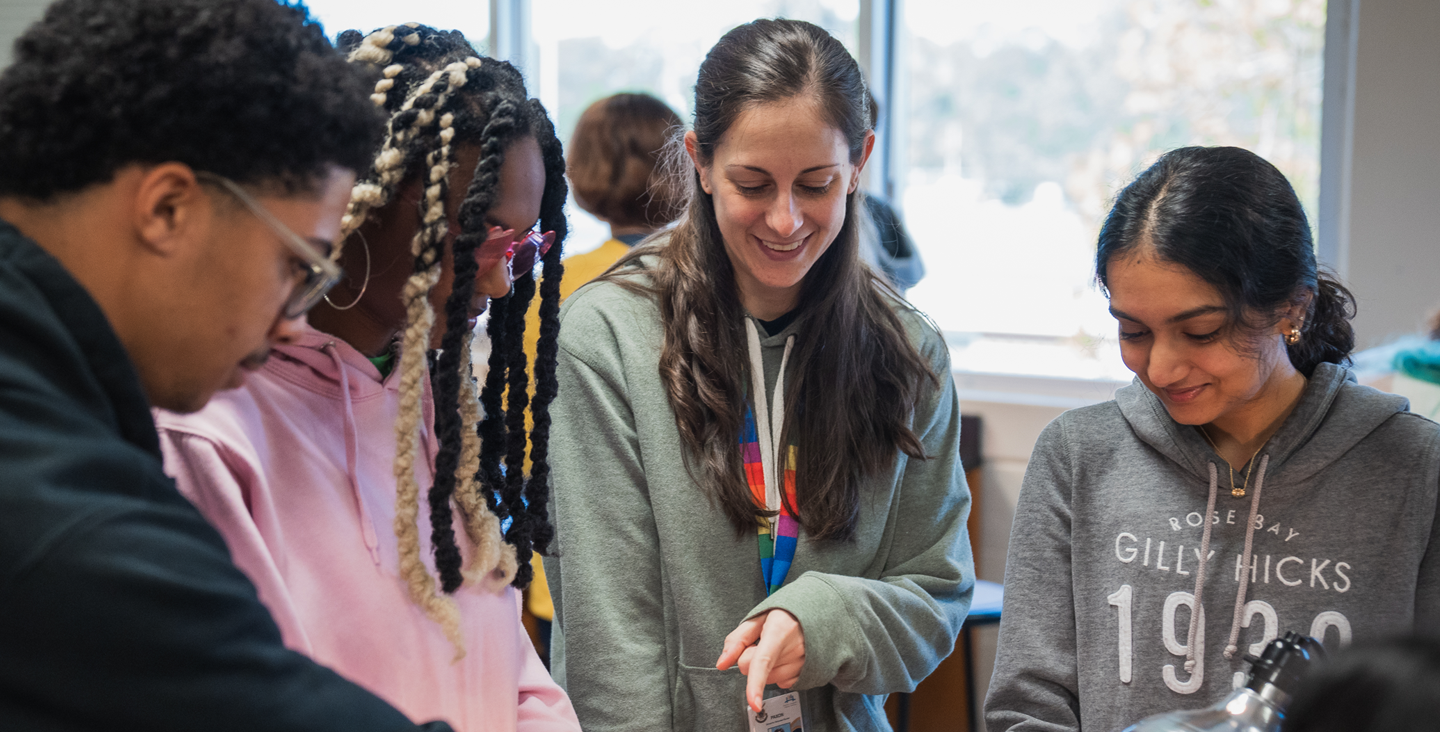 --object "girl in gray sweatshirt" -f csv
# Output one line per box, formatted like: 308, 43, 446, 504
987, 146, 1440, 732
